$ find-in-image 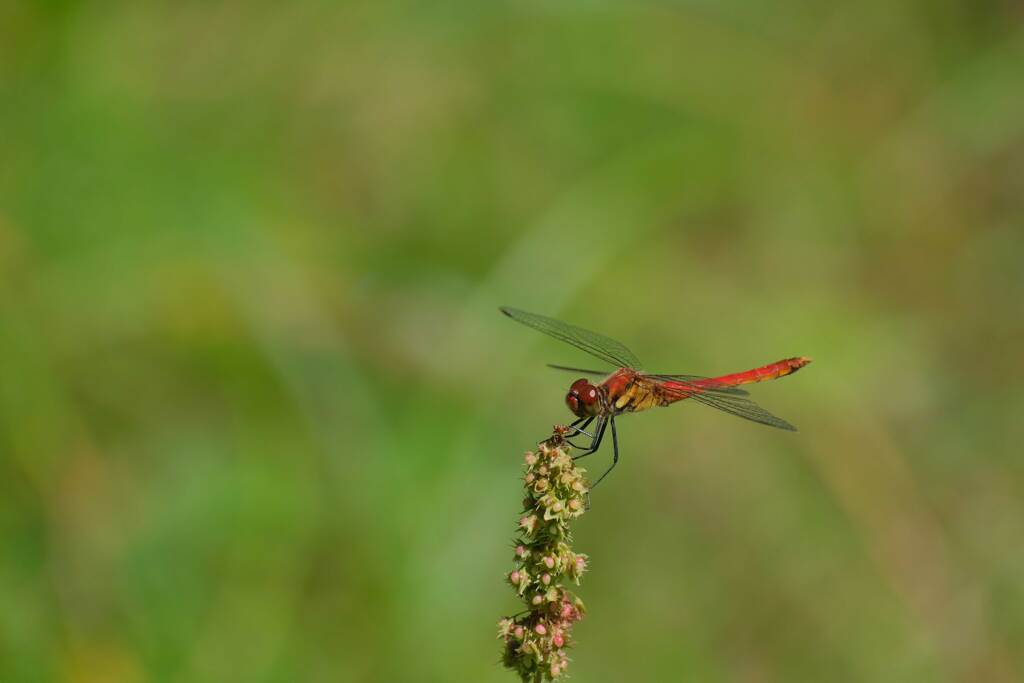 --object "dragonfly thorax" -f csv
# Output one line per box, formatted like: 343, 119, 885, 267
566, 378, 601, 418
